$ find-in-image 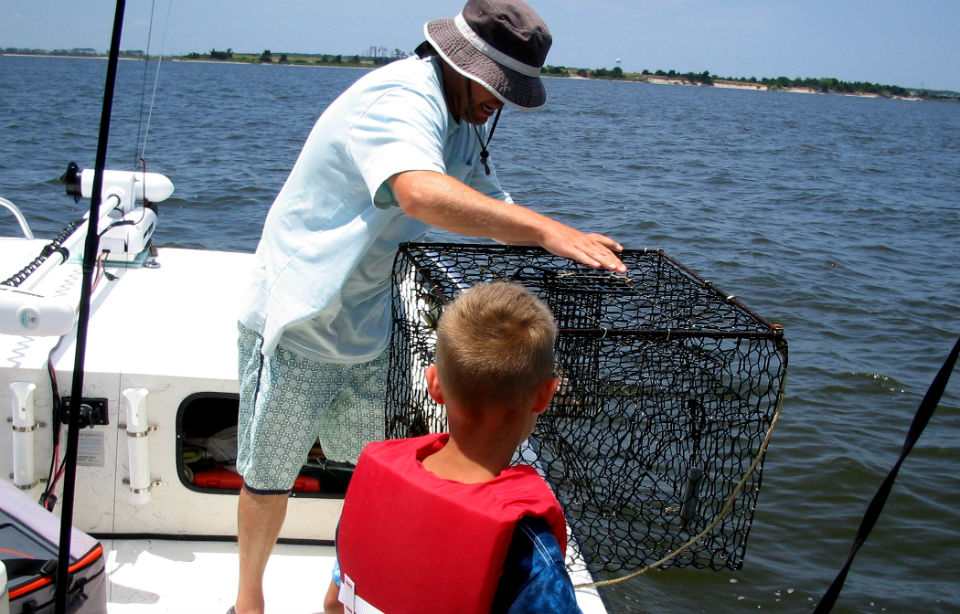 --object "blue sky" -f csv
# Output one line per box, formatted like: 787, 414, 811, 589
3, 0, 958, 92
